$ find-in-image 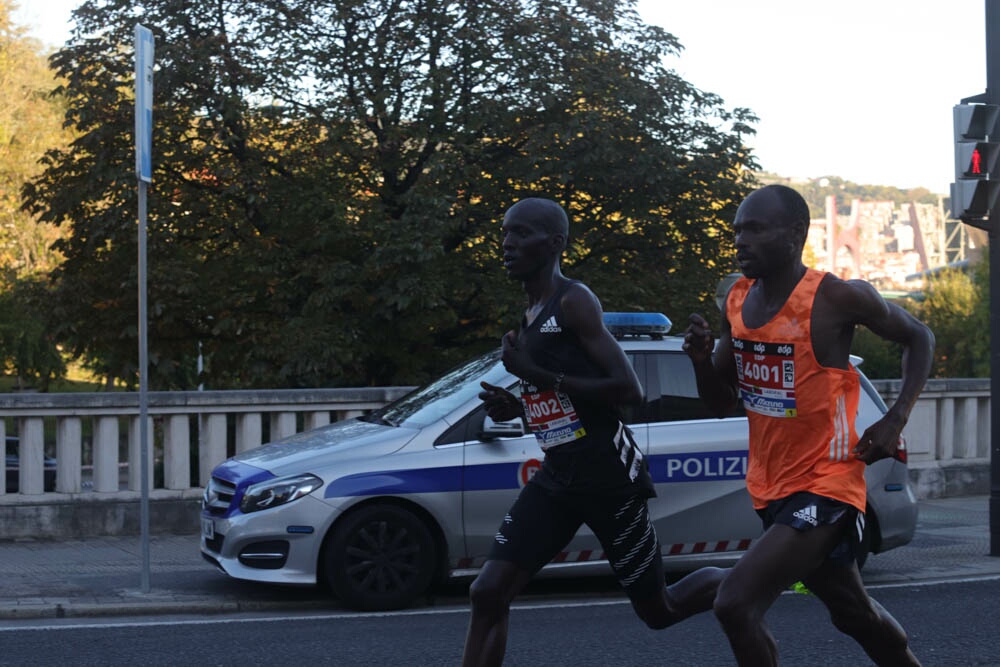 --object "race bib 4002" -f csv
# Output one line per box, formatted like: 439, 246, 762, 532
520, 387, 587, 450
732, 337, 797, 418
